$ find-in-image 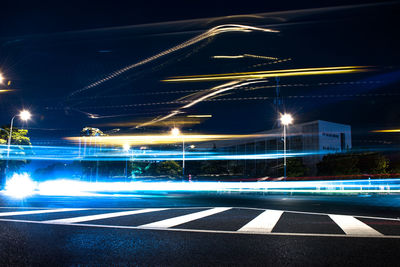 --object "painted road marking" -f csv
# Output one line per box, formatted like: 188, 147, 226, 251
138, 207, 231, 228
238, 210, 283, 233
44, 208, 168, 224
329, 214, 383, 236
0, 218, 399, 239
0, 207, 398, 238
0, 208, 87, 217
